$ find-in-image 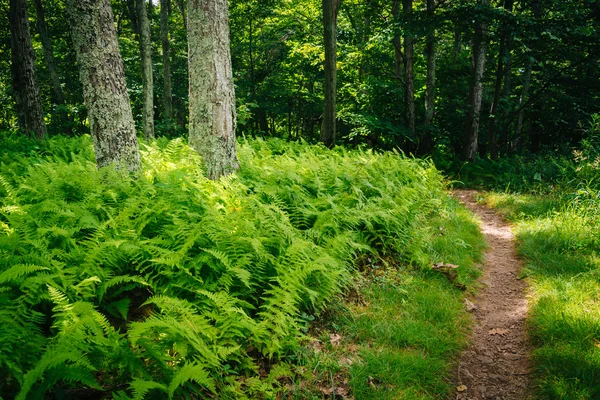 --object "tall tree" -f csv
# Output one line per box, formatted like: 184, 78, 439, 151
176, 0, 187, 31
66, 0, 141, 171
33, 0, 64, 108
187, 0, 239, 180
419, 0, 436, 154
463, 0, 491, 161
136, 0, 154, 140
9, 0, 46, 139
160, 0, 173, 122
403, 0, 415, 141
320, 0, 341, 148
488, 0, 514, 160
392, 1, 402, 81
